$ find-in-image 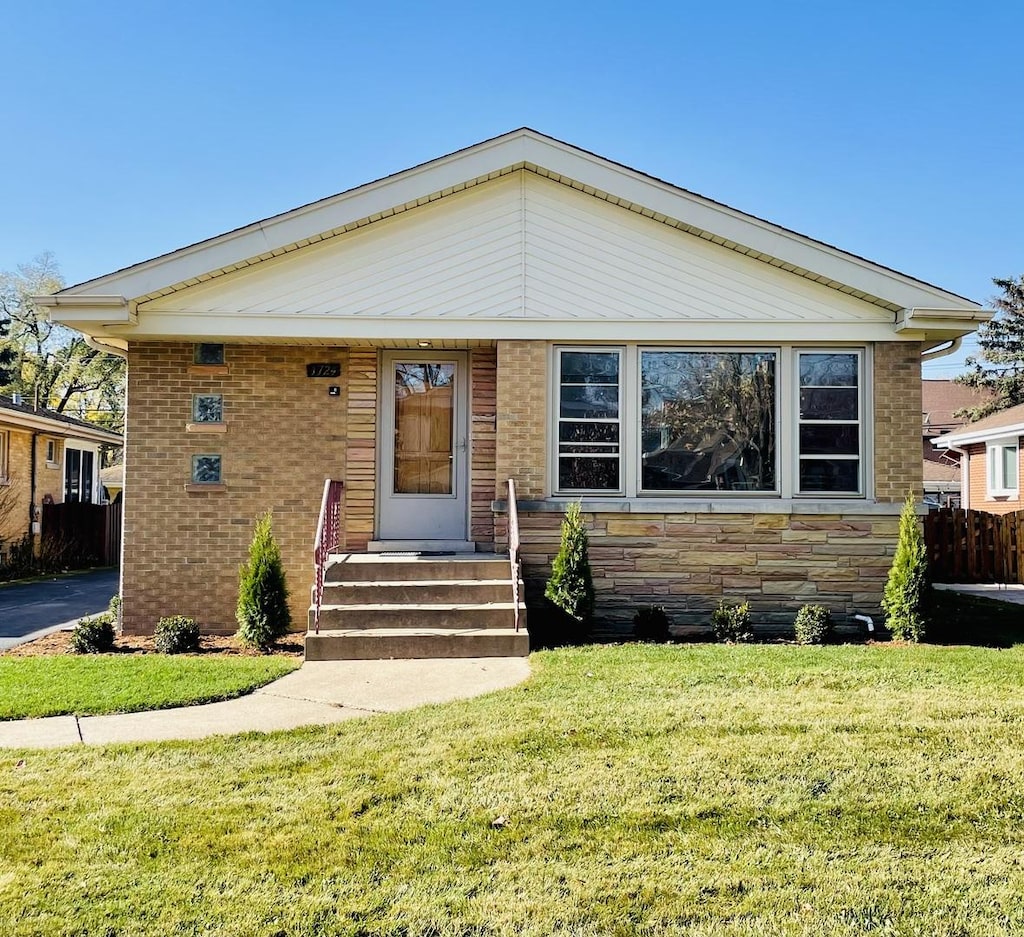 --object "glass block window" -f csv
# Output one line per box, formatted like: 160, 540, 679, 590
556, 349, 622, 492
193, 343, 225, 365
192, 394, 224, 423
191, 454, 222, 484
641, 351, 777, 492
797, 352, 862, 494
